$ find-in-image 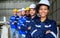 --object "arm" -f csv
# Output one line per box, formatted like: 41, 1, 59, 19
45, 21, 57, 38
